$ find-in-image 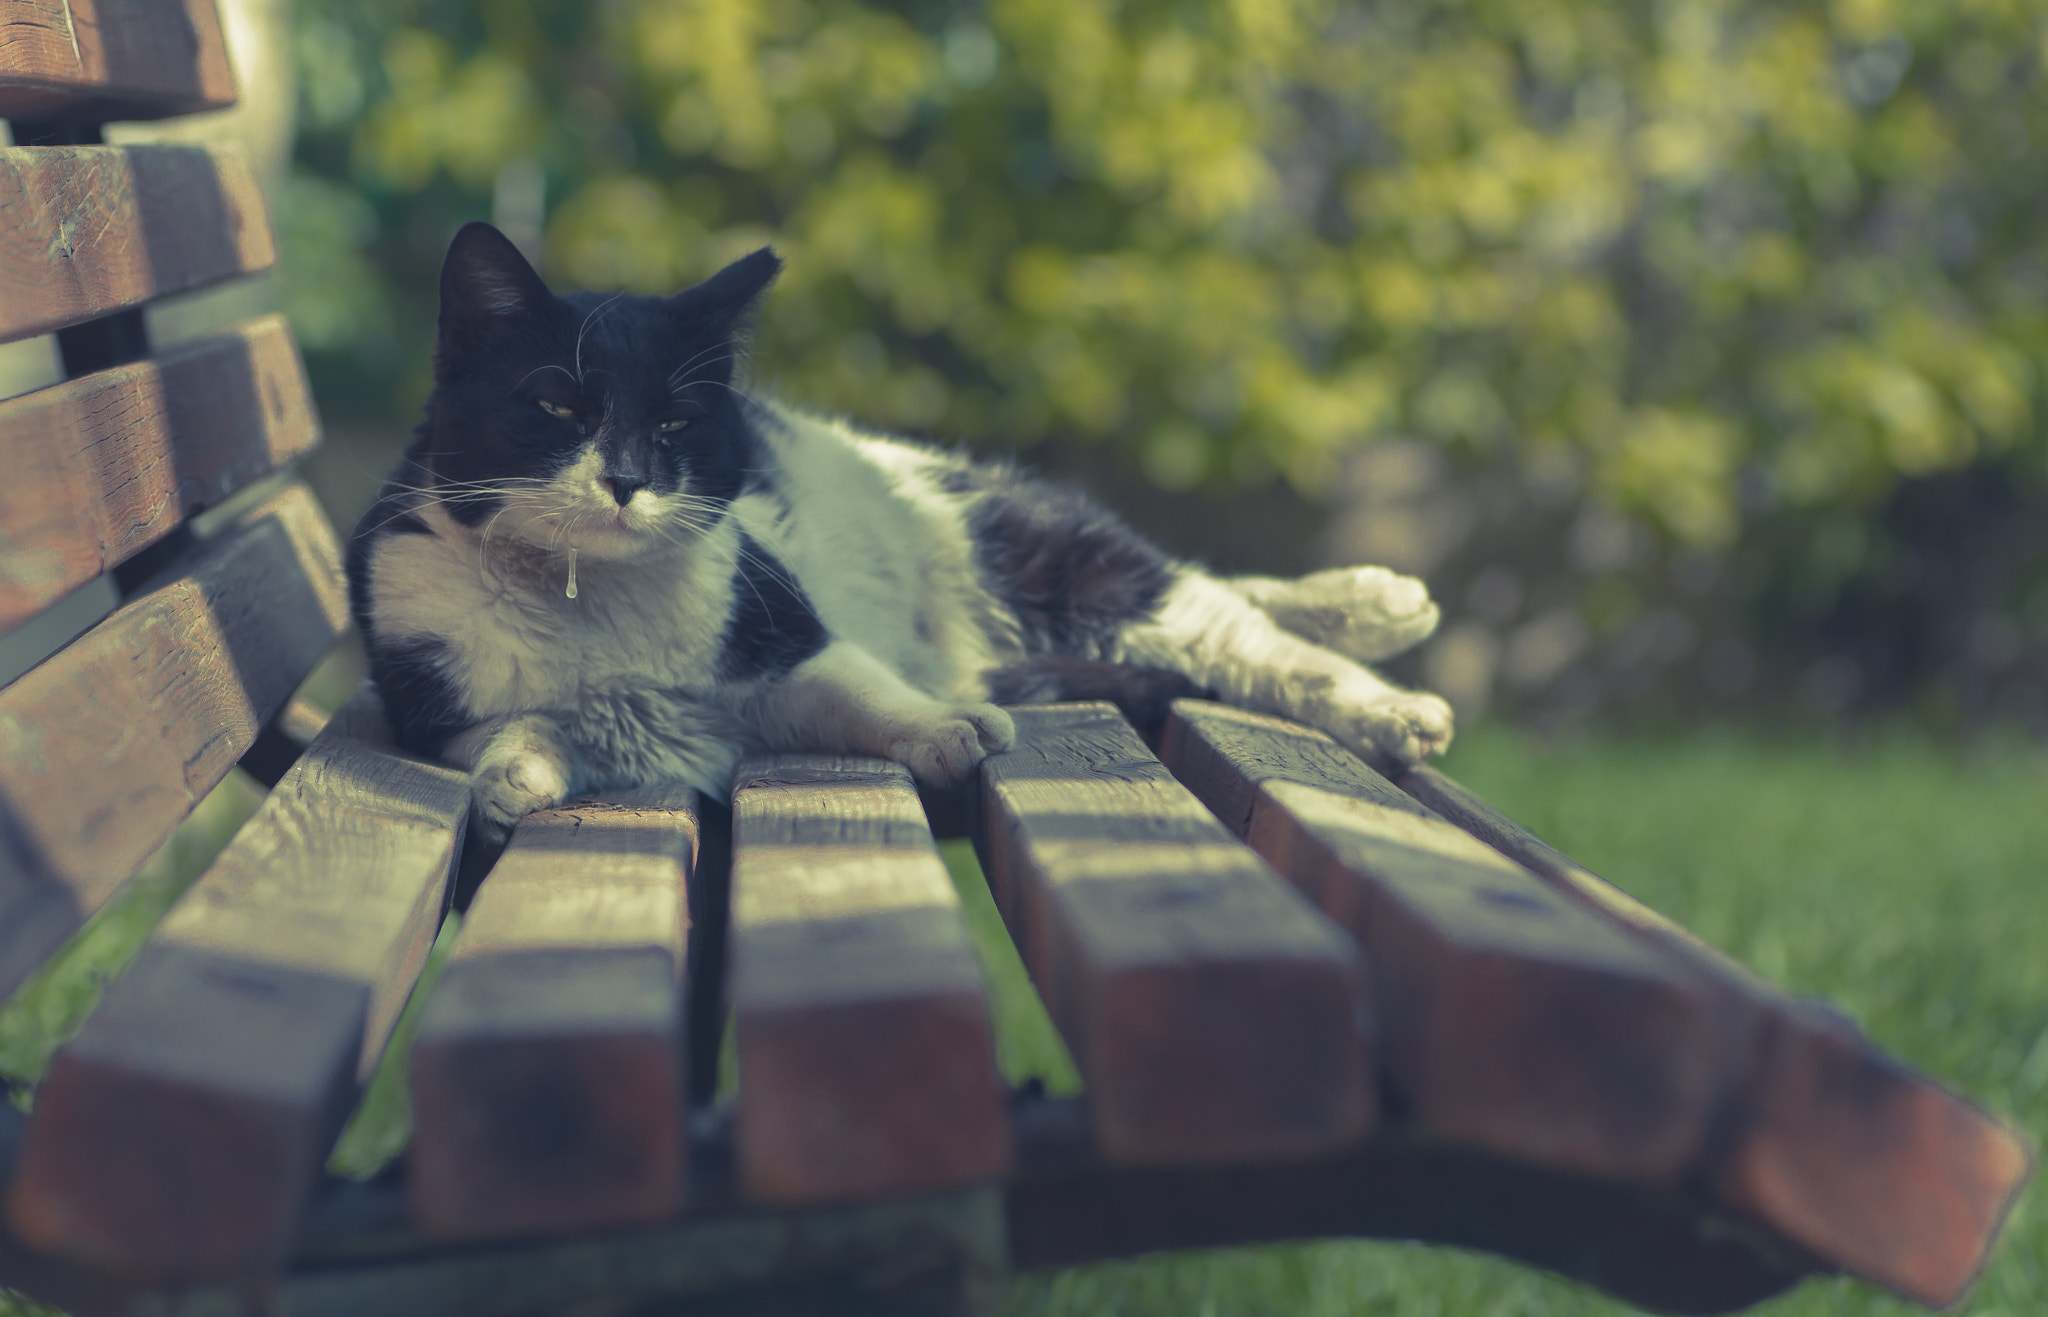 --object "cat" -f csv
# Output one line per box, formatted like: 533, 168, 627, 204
347, 221, 1454, 836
